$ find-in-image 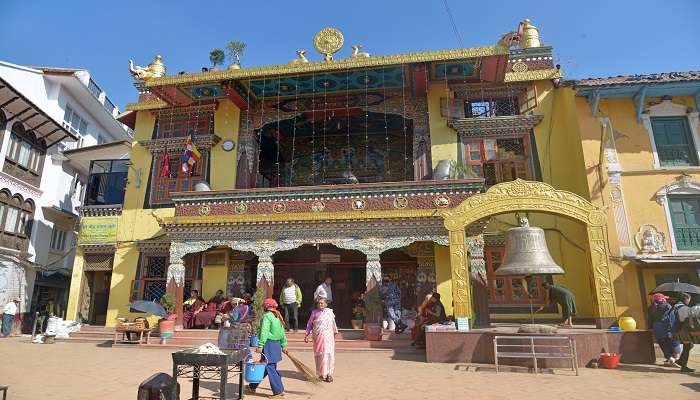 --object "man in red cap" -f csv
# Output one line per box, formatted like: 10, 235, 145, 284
647, 293, 681, 367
